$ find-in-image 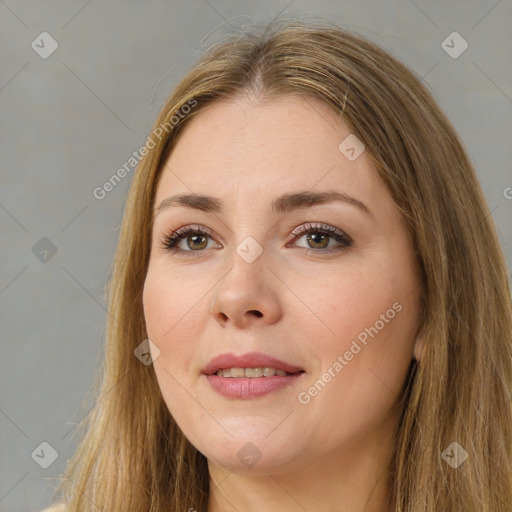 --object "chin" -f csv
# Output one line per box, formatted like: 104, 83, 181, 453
196, 434, 304, 475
